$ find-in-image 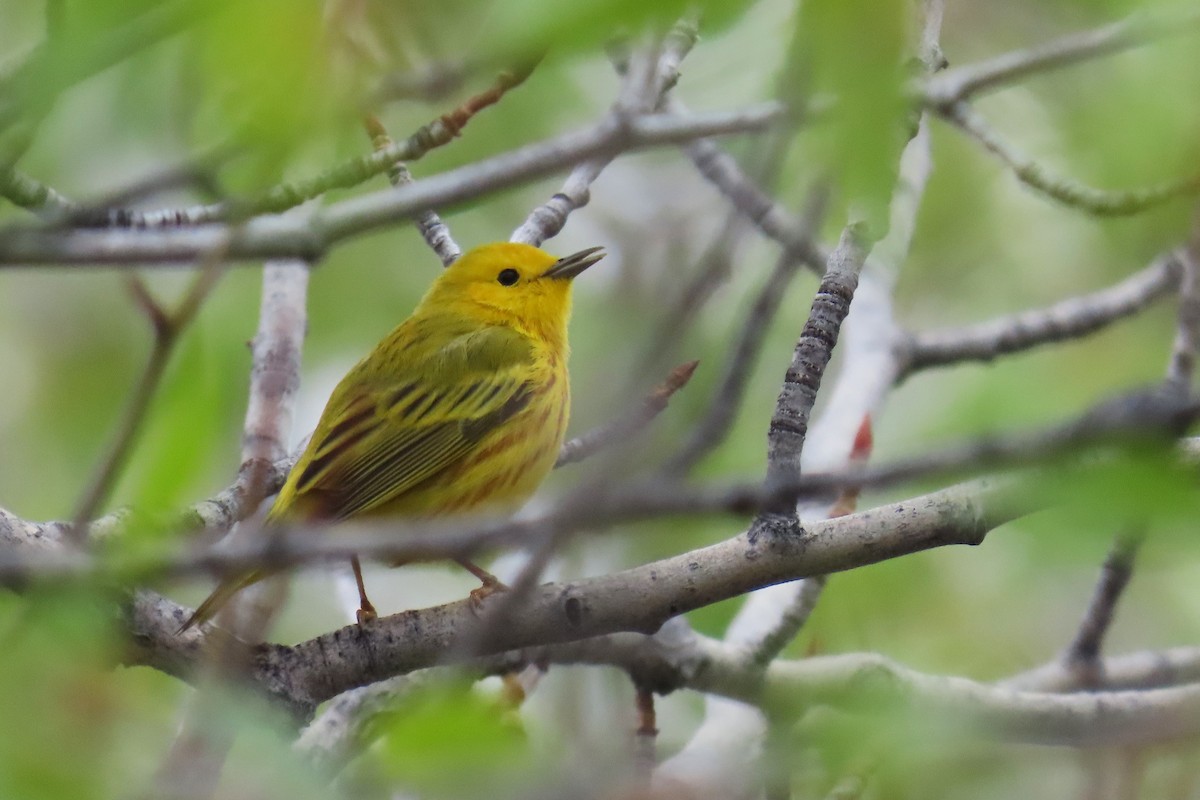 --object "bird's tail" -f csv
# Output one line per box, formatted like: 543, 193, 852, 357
177, 491, 299, 634
177, 569, 267, 633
